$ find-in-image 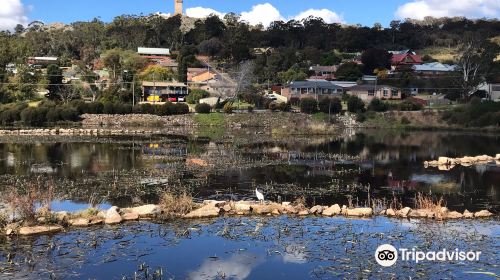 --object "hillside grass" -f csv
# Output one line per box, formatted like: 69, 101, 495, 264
418, 46, 458, 62
193, 112, 225, 126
